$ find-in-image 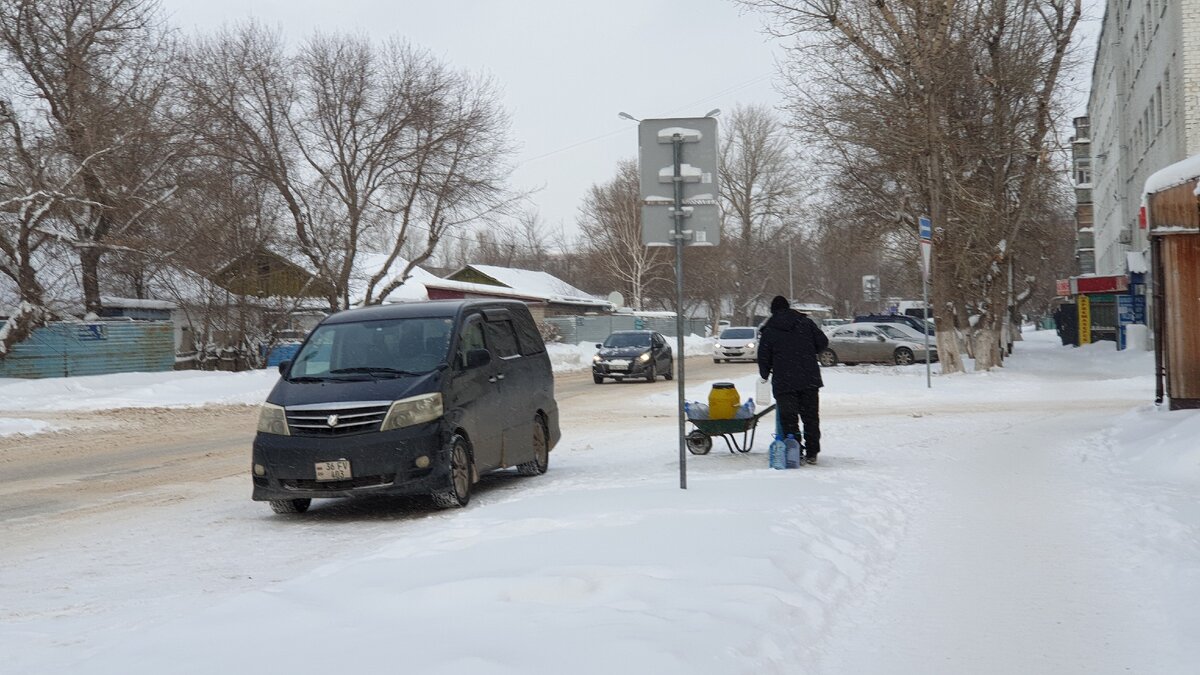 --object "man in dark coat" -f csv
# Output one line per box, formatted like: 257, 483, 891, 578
757, 295, 829, 464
